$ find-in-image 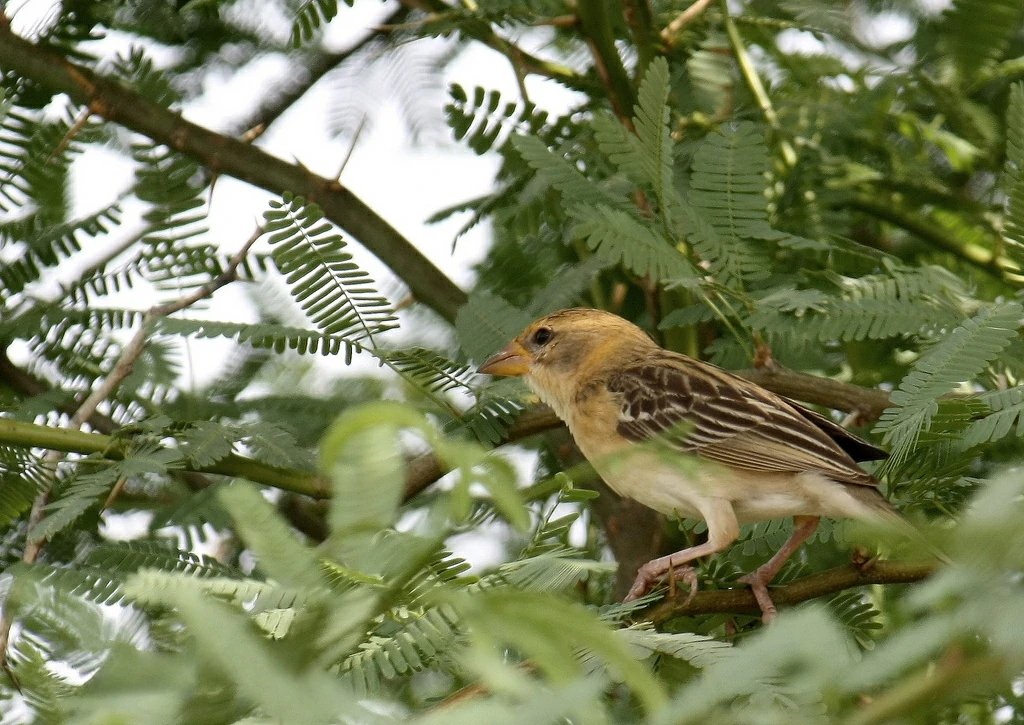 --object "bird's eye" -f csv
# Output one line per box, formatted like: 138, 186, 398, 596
533, 327, 552, 345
